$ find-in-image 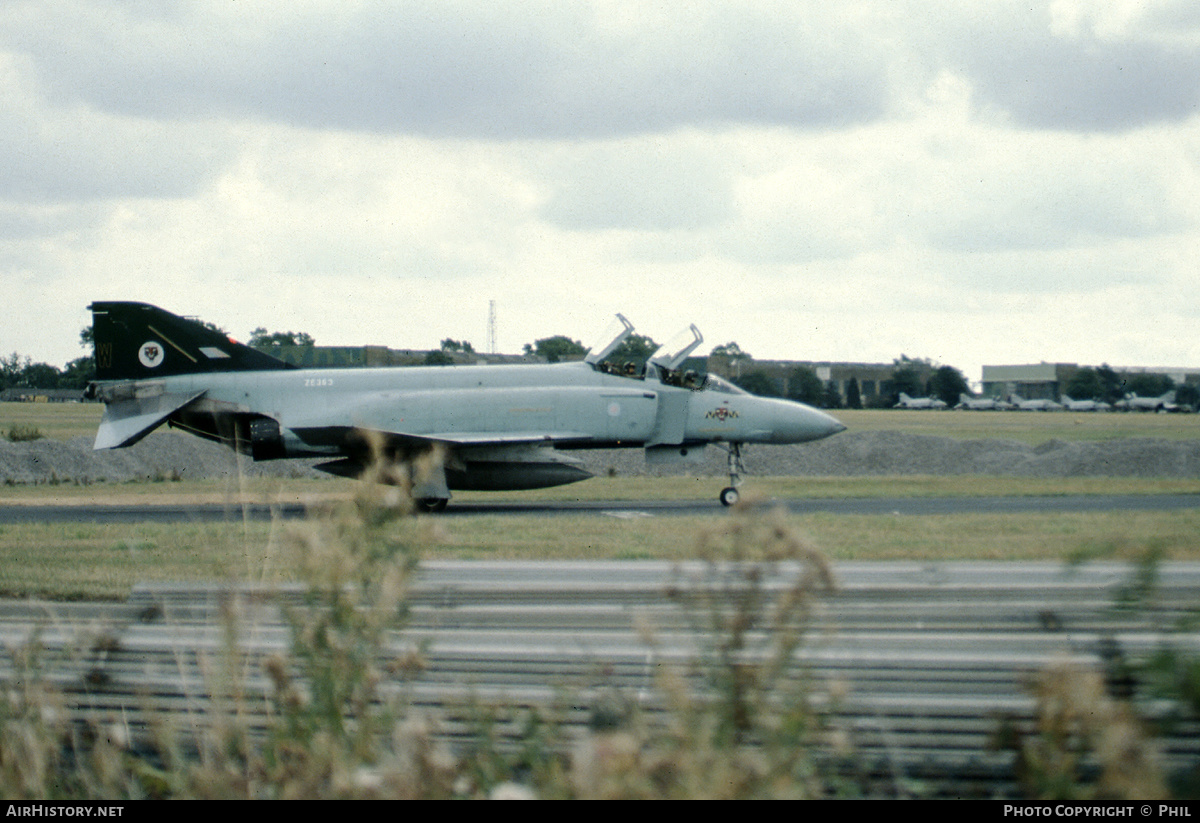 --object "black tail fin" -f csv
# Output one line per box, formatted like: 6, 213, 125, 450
89, 302, 295, 380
